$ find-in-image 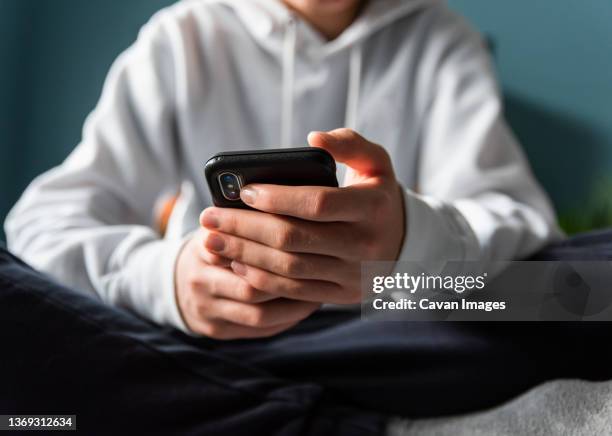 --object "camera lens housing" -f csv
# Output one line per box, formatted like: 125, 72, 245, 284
218, 172, 242, 201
